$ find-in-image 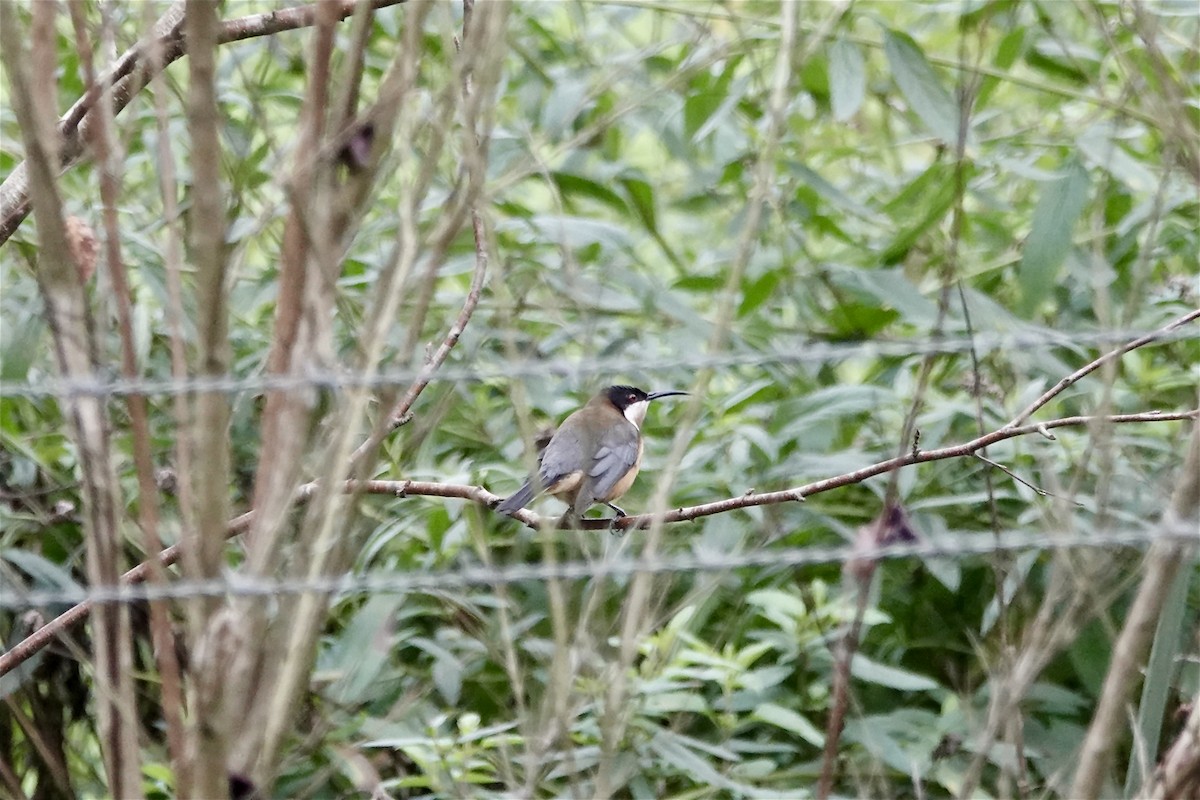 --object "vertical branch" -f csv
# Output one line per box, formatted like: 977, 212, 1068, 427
146, 0, 196, 560
180, 1, 233, 796
239, 0, 338, 576
66, 0, 187, 779
0, 2, 143, 796
220, 0, 343, 785
182, 0, 232, 592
